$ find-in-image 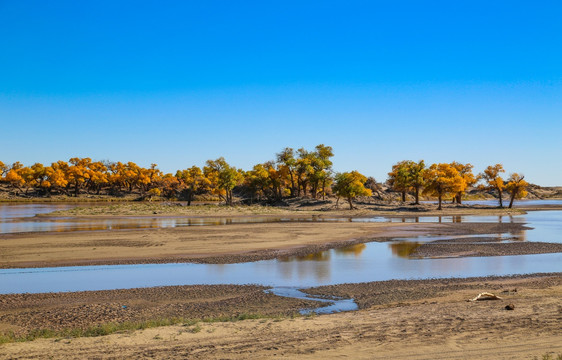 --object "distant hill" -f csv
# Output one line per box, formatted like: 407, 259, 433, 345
376, 183, 562, 202
523, 184, 562, 199
462, 184, 562, 200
